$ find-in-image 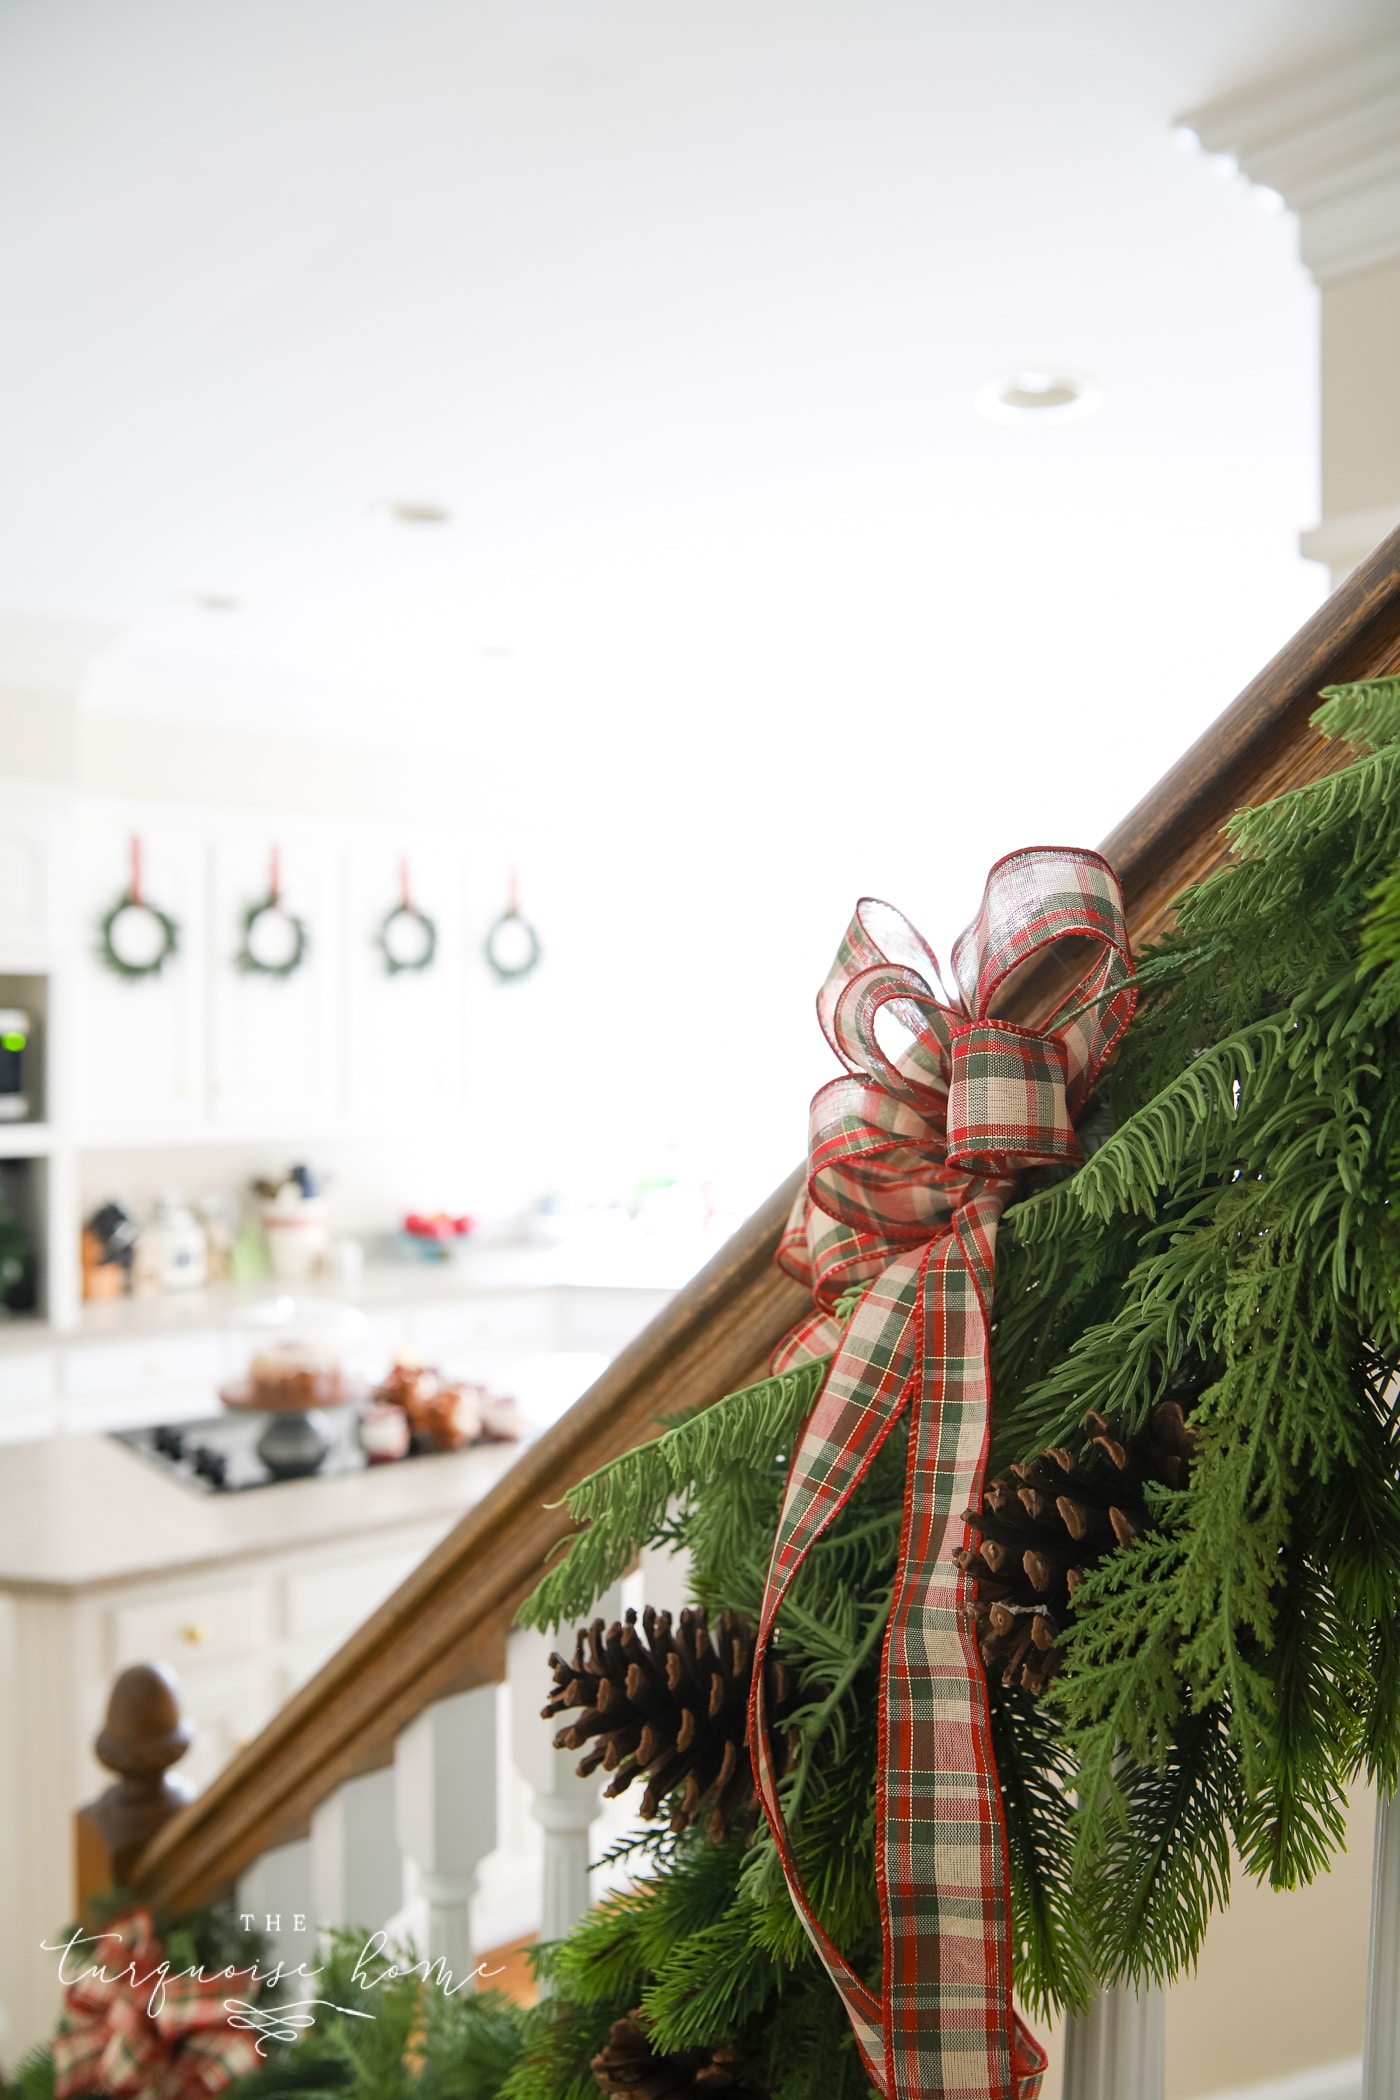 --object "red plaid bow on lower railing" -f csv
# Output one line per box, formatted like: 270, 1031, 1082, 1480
748, 848, 1136, 2100
52, 1909, 262, 2100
